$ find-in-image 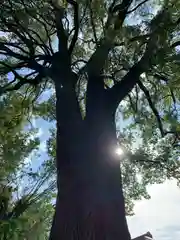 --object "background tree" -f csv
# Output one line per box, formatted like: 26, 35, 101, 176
0, 89, 55, 239
0, 0, 180, 239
